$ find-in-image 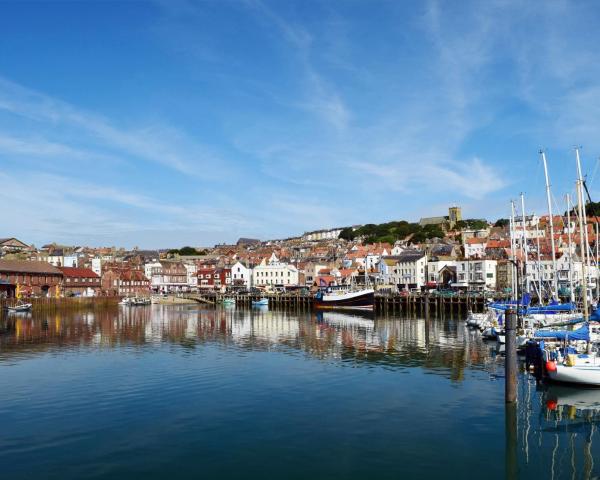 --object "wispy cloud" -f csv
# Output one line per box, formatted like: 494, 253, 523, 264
242, 0, 351, 131
0, 169, 251, 246
0, 76, 227, 178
